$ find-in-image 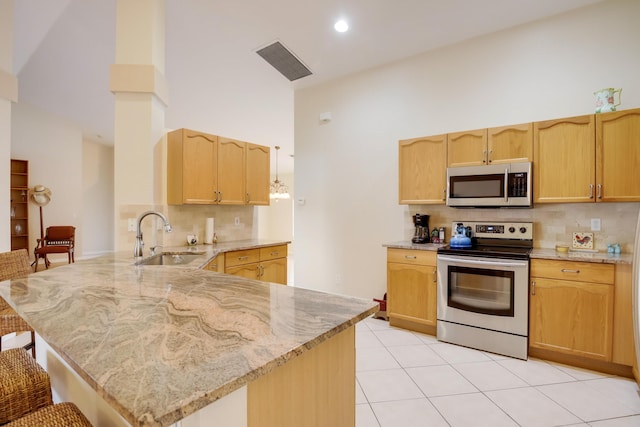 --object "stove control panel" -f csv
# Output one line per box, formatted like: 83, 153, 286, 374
451, 221, 533, 240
